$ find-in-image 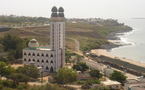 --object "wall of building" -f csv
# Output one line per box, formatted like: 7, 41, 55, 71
23, 48, 57, 72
